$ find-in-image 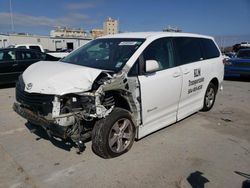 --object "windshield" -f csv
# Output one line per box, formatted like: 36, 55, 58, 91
61, 38, 145, 72
237, 50, 250, 59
